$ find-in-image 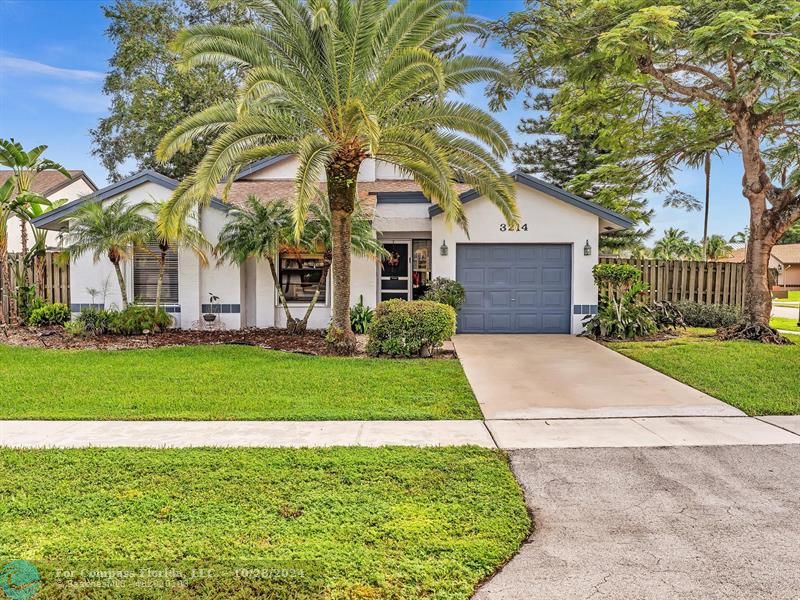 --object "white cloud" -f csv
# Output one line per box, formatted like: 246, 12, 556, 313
0, 52, 103, 82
